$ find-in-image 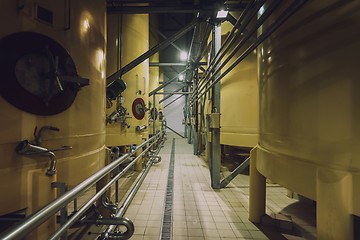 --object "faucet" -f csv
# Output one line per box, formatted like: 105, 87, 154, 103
15, 140, 57, 176
15, 125, 71, 176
